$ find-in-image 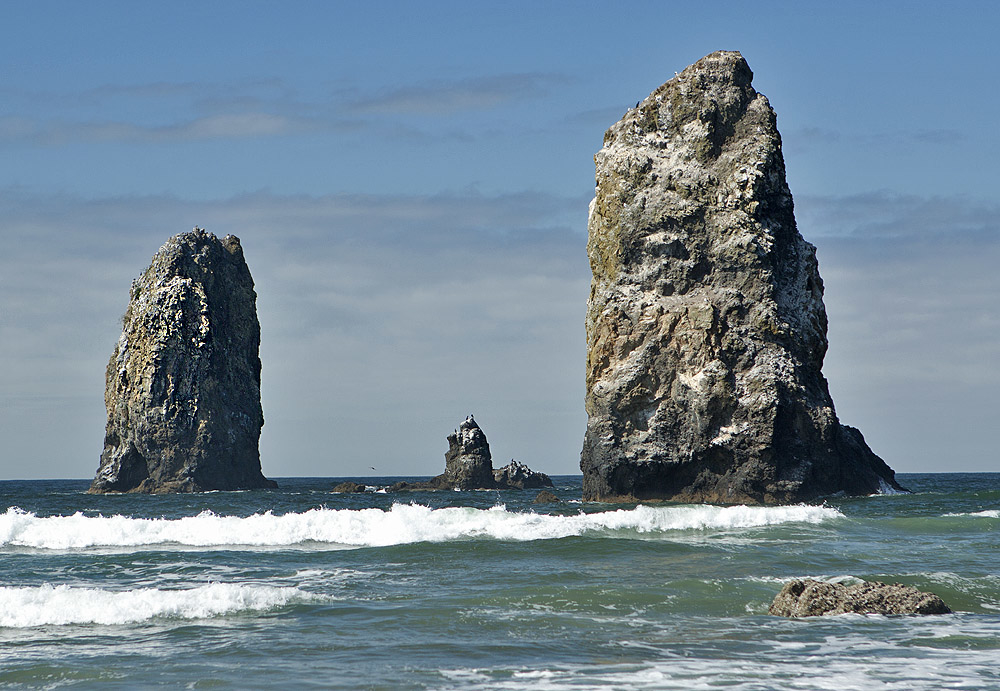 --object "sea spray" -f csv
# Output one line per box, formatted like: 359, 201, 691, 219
0, 503, 843, 551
